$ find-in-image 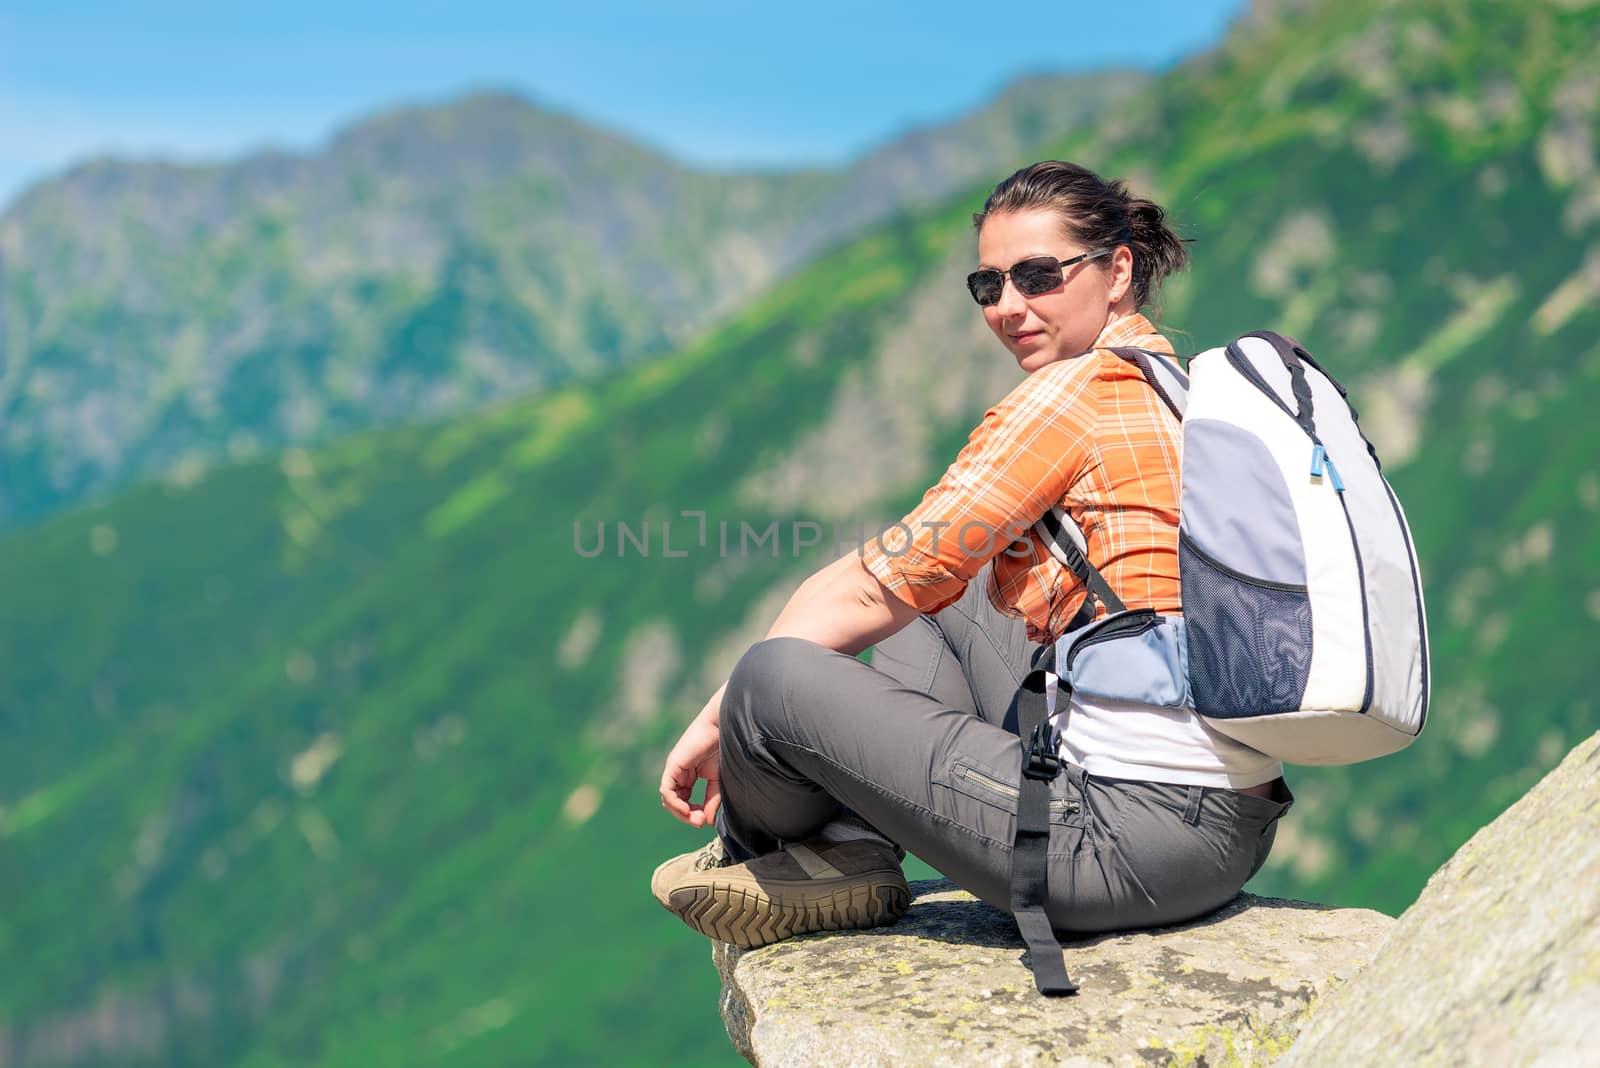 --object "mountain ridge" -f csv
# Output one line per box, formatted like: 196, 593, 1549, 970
0, 73, 1145, 533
